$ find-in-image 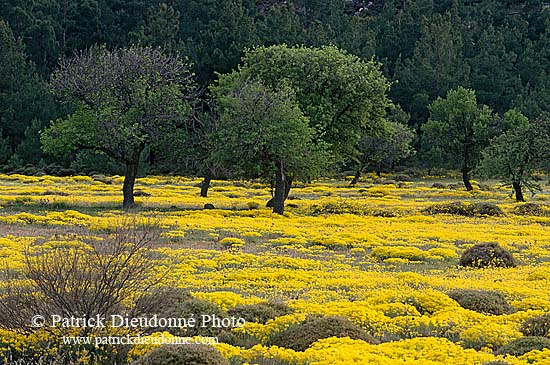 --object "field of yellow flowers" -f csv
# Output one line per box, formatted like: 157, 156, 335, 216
1, 173, 550, 364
